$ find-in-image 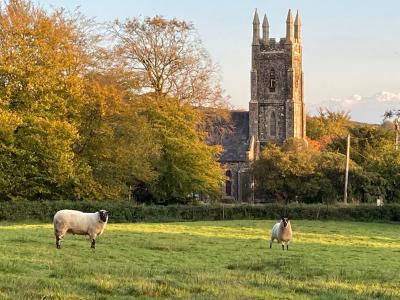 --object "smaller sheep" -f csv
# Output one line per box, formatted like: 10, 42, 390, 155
270, 217, 292, 250
53, 209, 108, 249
